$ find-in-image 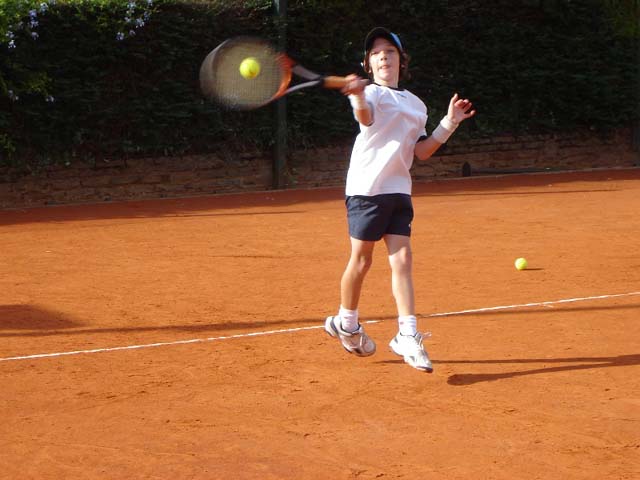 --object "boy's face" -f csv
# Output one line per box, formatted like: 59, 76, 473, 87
368, 37, 400, 87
